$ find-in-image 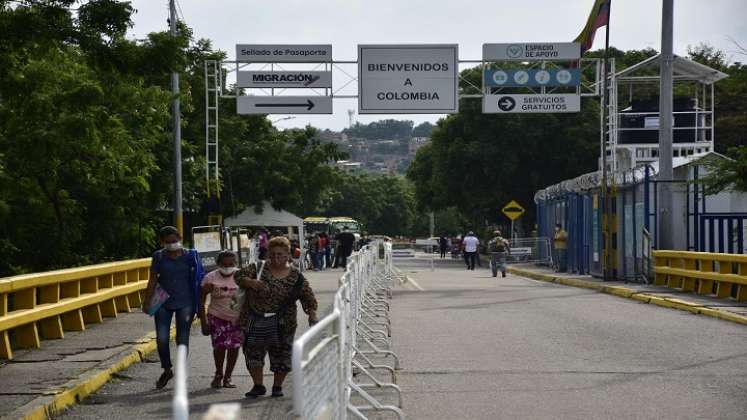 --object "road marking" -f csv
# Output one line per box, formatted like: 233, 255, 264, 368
405, 275, 425, 291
